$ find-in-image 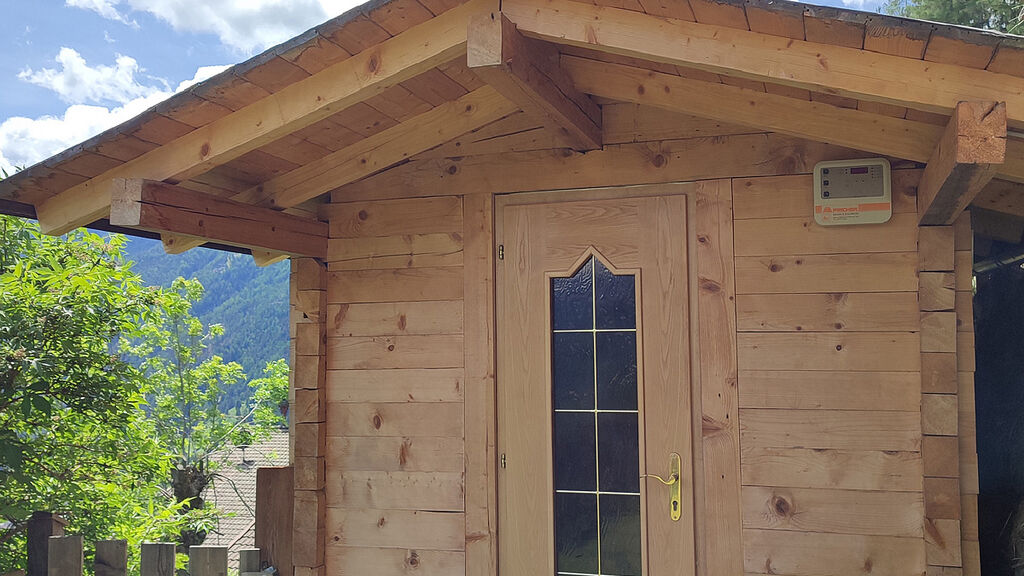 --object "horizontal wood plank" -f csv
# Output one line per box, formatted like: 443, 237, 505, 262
326, 369, 465, 403
326, 508, 466, 550
737, 292, 920, 332
328, 267, 464, 303
741, 447, 923, 492
735, 253, 919, 294
326, 436, 464, 472
740, 409, 921, 451
734, 213, 918, 256
328, 335, 465, 369
324, 196, 463, 238
743, 529, 925, 576
733, 171, 920, 219
328, 301, 464, 336
327, 547, 465, 576
326, 402, 464, 437
738, 370, 921, 411
742, 486, 924, 537
738, 332, 921, 371
325, 471, 464, 511
327, 233, 464, 270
